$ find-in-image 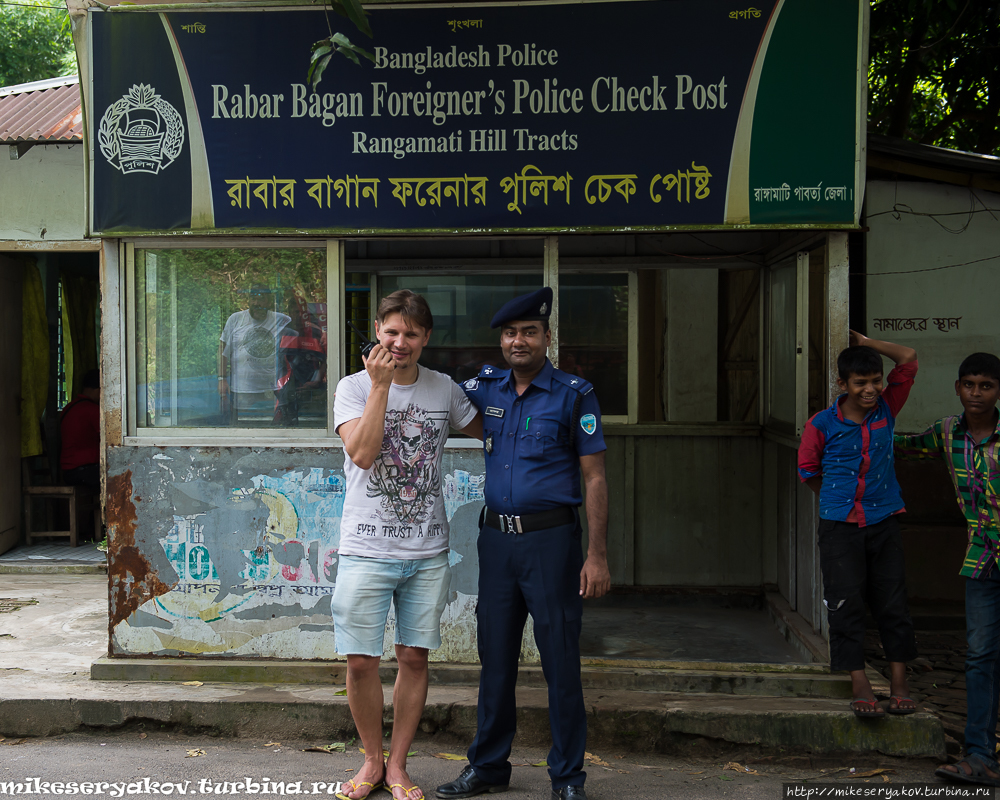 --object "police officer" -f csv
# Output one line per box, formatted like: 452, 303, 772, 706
436, 287, 610, 800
